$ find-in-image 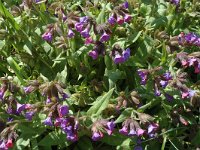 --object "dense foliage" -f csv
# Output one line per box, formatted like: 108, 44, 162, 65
0, 0, 200, 149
